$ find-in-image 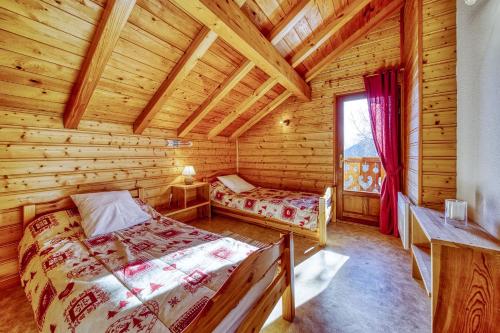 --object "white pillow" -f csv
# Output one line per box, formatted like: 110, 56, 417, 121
217, 175, 255, 194
71, 191, 150, 238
